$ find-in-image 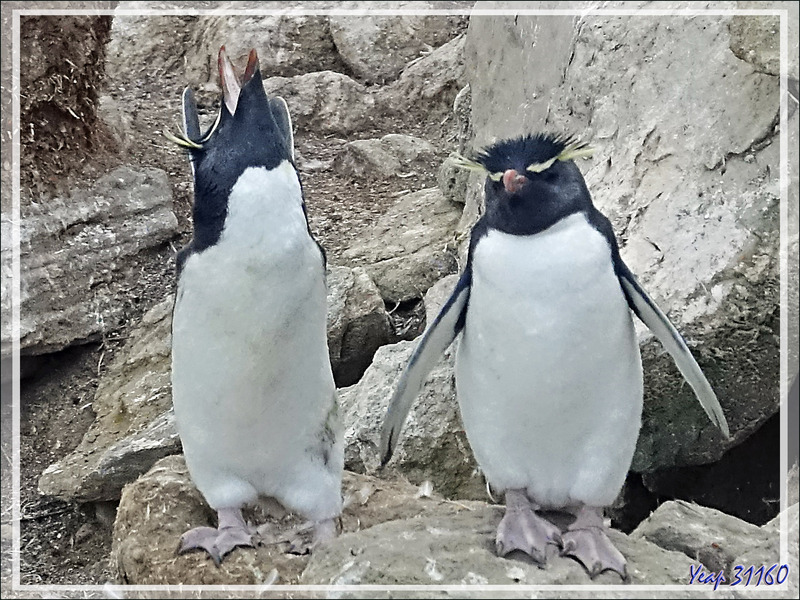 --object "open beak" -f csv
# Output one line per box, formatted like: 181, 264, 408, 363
218, 47, 260, 115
